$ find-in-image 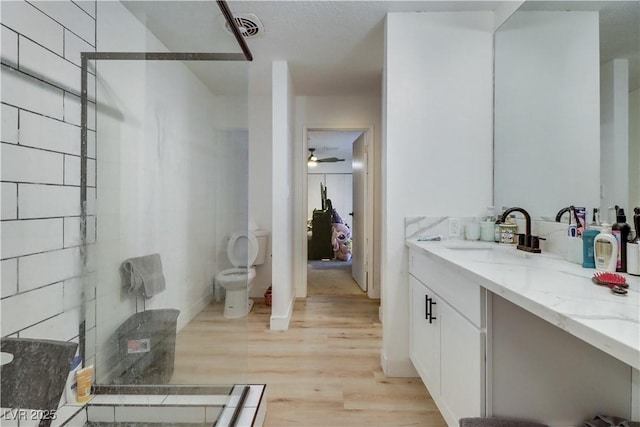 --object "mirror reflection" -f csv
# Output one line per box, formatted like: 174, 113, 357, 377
494, 1, 640, 220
